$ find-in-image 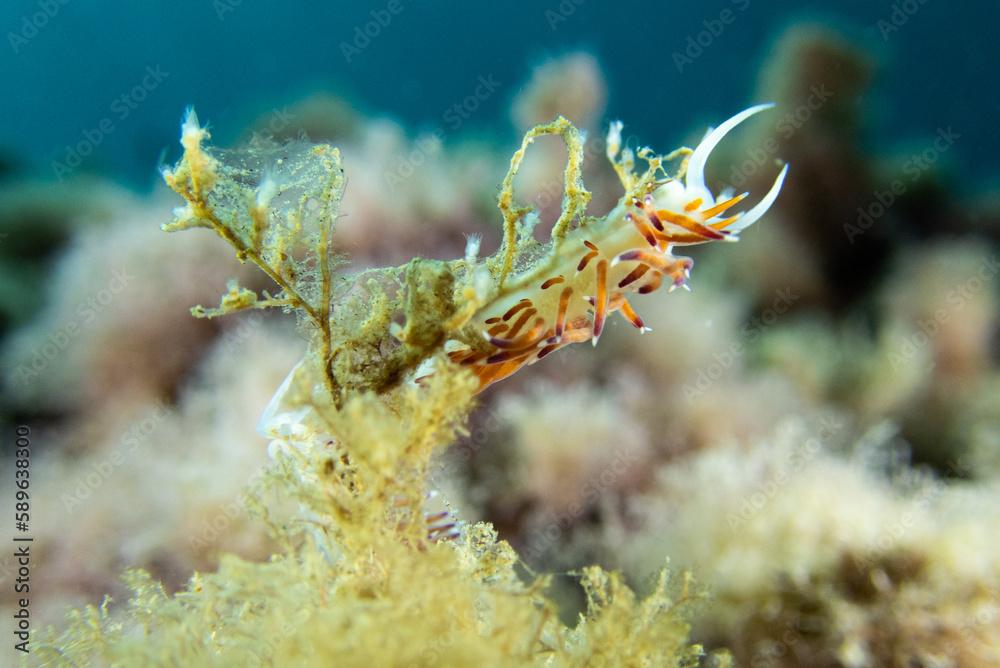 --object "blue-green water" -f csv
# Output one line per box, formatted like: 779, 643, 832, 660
1, 1, 997, 190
